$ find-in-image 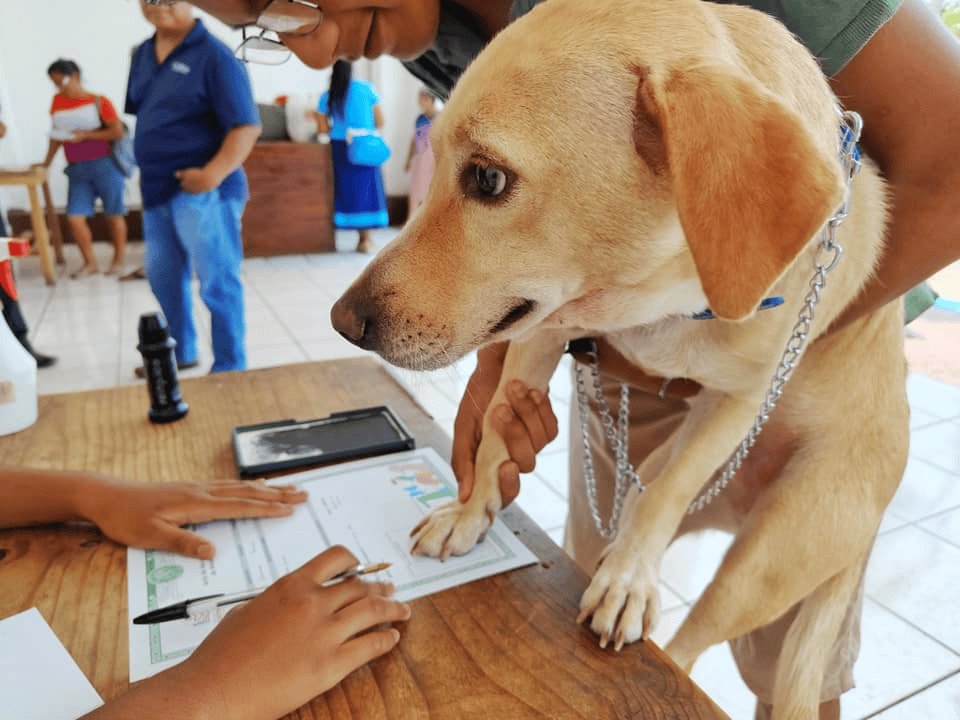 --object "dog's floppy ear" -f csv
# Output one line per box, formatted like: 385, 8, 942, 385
634, 64, 844, 320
